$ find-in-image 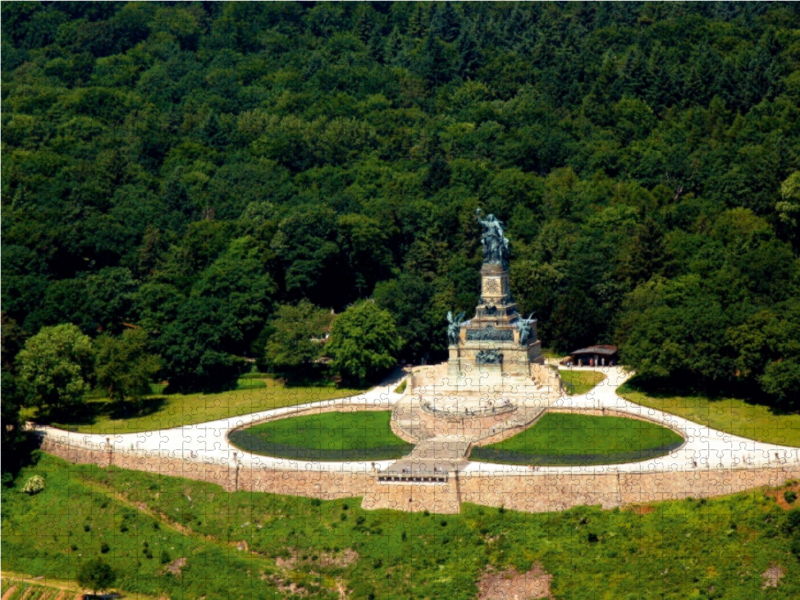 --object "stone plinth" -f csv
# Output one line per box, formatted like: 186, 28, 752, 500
448, 264, 545, 379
